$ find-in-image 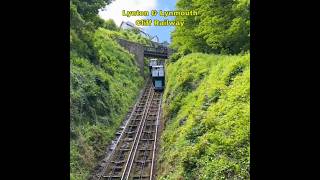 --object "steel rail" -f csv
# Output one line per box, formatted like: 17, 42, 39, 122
99, 81, 152, 180
97, 98, 138, 180
126, 92, 162, 180
150, 93, 162, 180
120, 88, 154, 180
